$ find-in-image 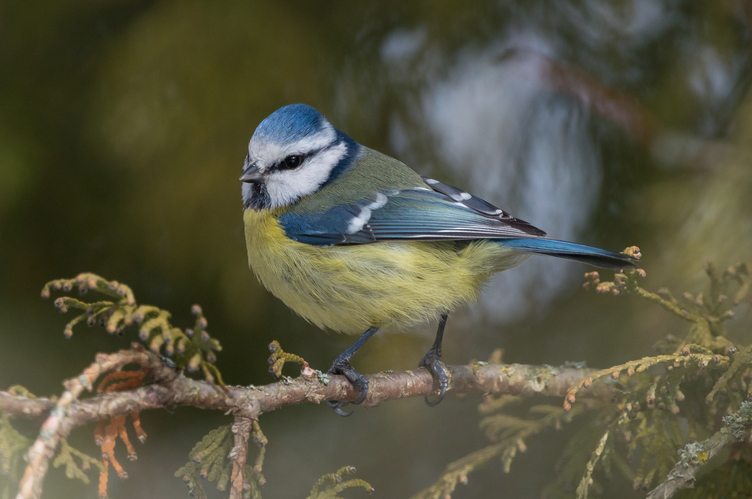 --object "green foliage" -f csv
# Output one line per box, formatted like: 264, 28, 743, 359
575, 431, 610, 499
42, 273, 224, 386
306, 466, 374, 499
267, 340, 310, 379
627, 411, 685, 489
176, 425, 235, 497
0, 412, 29, 499
176, 422, 267, 499
584, 260, 746, 351
17, 261, 752, 498
559, 261, 752, 495
52, 440, 104, 485
411, 394, 588, 499
177, 424, 373, 499
419, 257, 752, 498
